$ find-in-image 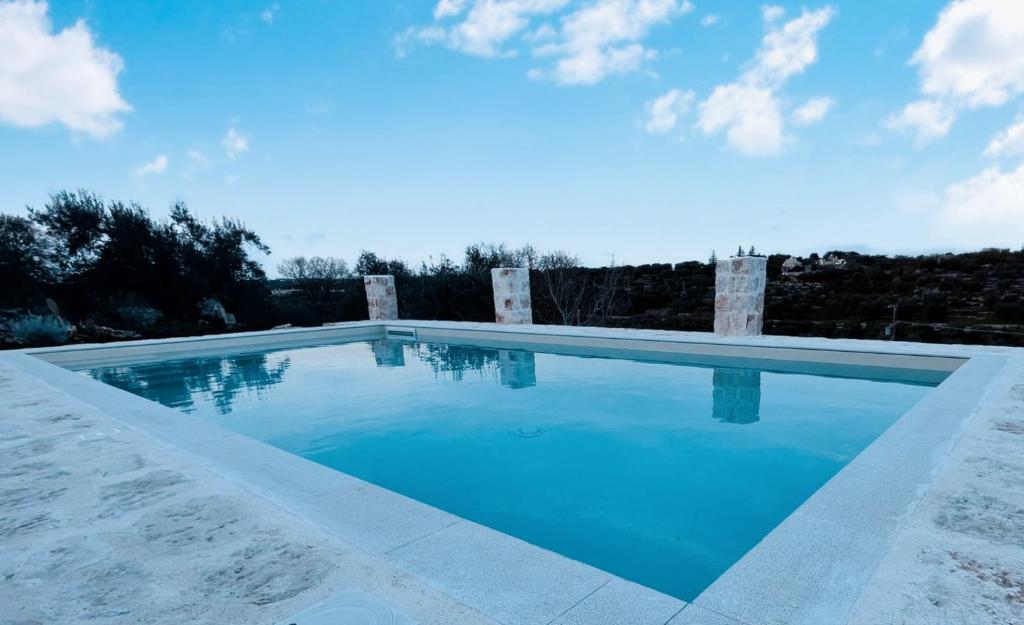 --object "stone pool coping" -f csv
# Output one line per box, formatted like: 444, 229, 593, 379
7, 320, 1024, 625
